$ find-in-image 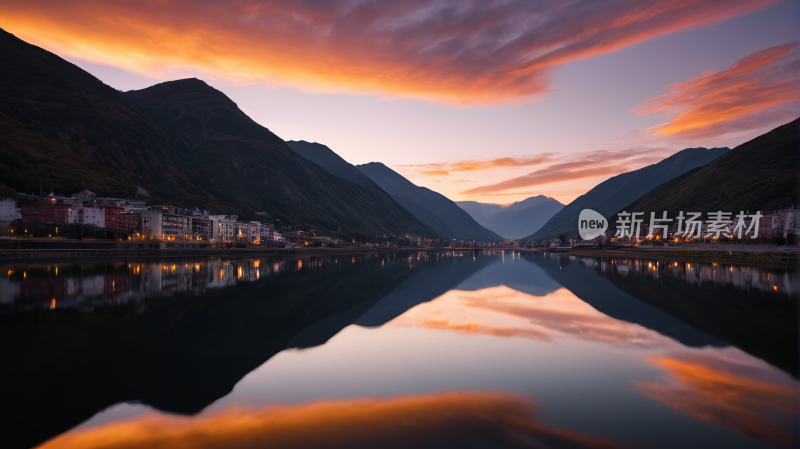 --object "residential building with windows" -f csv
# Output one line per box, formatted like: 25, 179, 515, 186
142, 209, 163, 239
68, 206, 106, 227
104, 207, 126, 230
22, 202, 69, 224
0, 199, 21, 221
